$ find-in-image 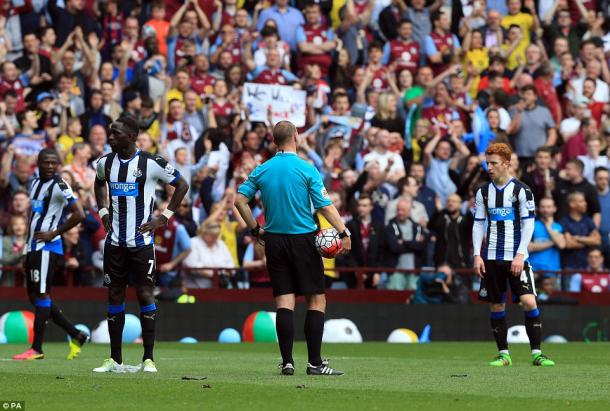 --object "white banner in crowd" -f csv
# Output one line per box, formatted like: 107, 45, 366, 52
242, 82, 307, 127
